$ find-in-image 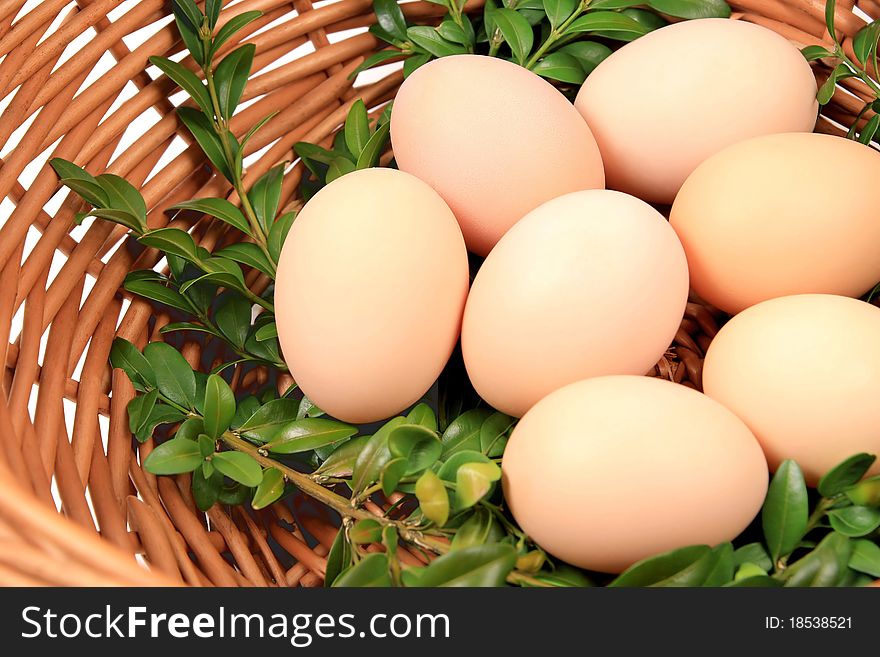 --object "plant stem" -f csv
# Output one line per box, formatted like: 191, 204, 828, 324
525, 2, 588, 70
200, 33, 275, 266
